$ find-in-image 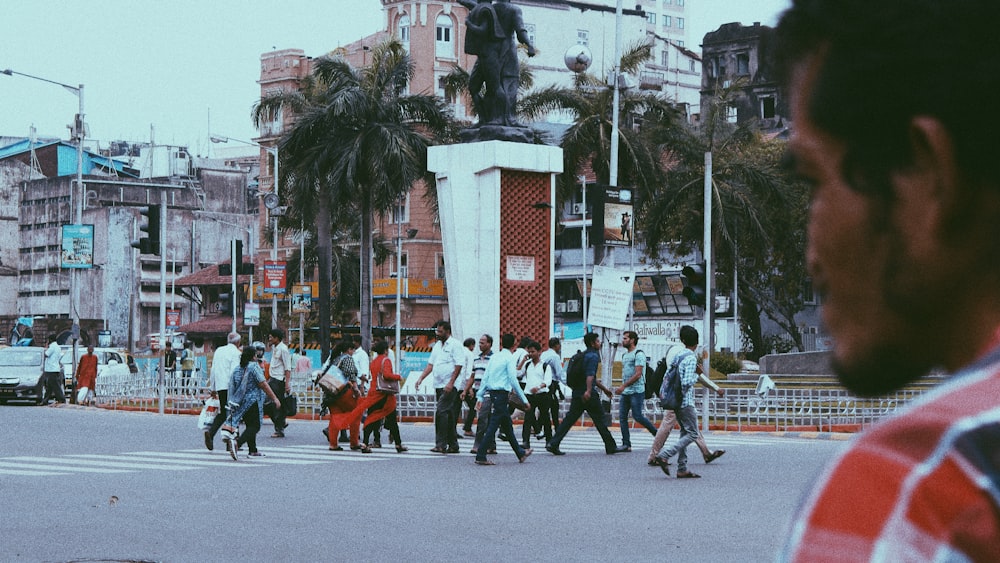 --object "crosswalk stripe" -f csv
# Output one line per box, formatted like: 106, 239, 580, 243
74, 454, 239, 468
0, 460, 132, 474
21, 455, 198, 471
0, 468, 69, 476
125, 451, 327, 465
